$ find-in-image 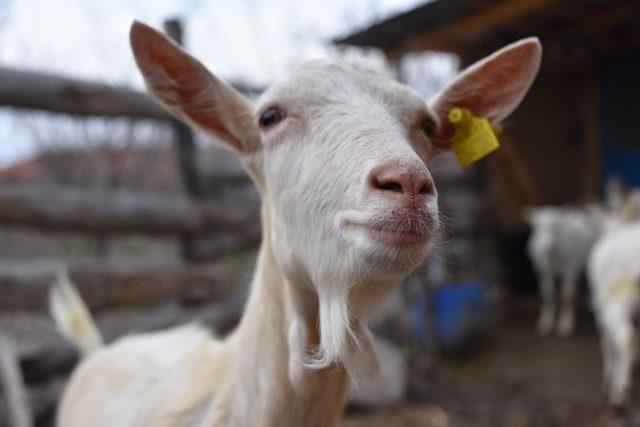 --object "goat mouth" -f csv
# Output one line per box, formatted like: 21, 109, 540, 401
342, 209, 438, 247
345, 221, 433, 246
364, 226, 430, 246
